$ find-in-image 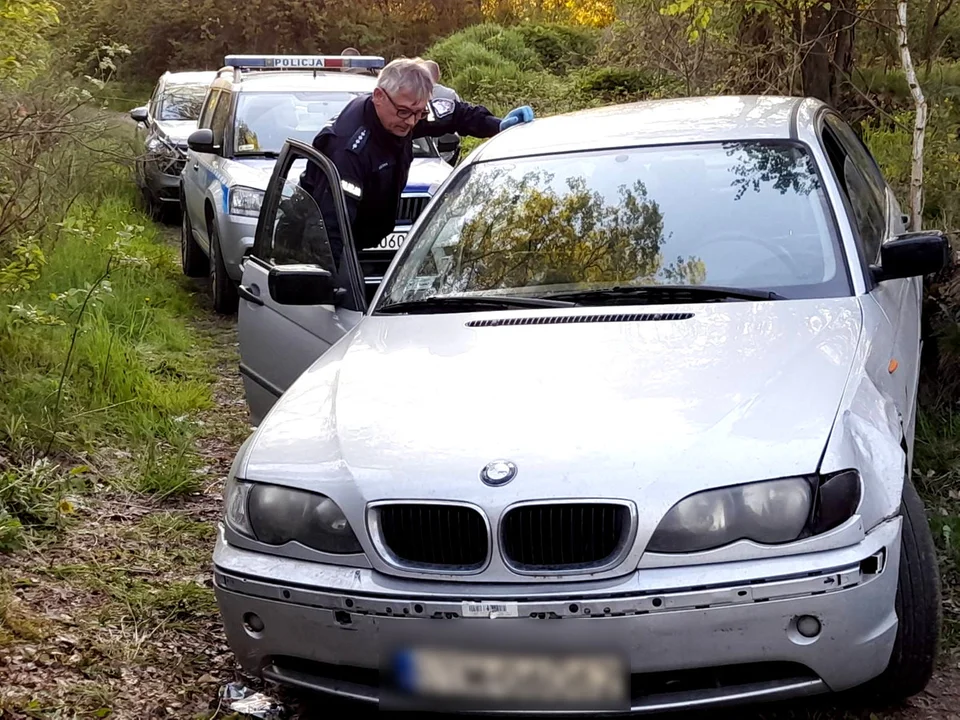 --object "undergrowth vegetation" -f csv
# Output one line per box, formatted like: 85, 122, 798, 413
0, 110, 213, 551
